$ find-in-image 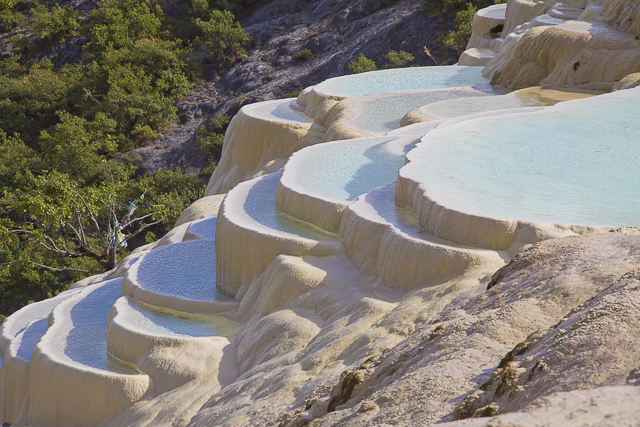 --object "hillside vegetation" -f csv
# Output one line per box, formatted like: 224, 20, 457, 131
0, 0, 251, 319
0, 0, 474, 320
